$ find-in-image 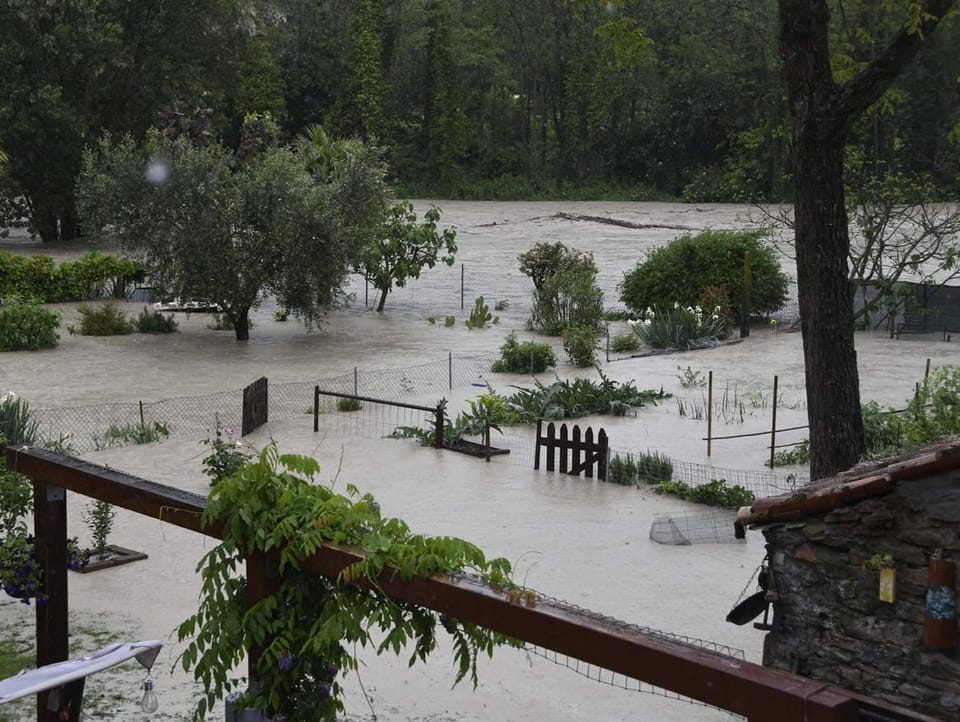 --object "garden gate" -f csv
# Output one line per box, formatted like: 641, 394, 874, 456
534, 421, 608, 481
242, 377, 268, 436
